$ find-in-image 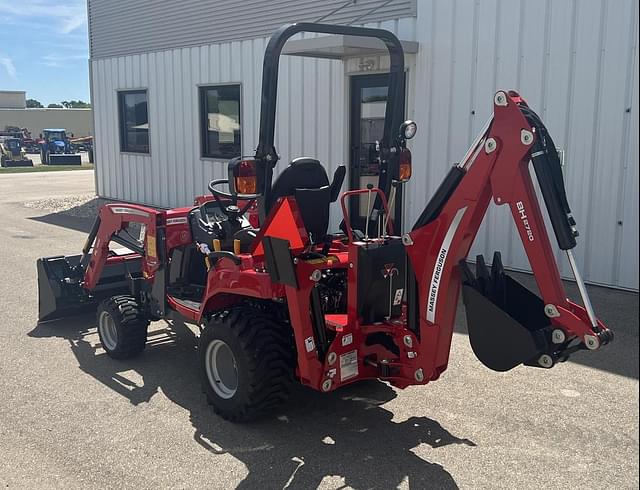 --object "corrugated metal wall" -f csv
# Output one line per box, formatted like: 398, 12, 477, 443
90, 0, 638, 289
406, 0, 638, 290
87, 0, 416, 59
